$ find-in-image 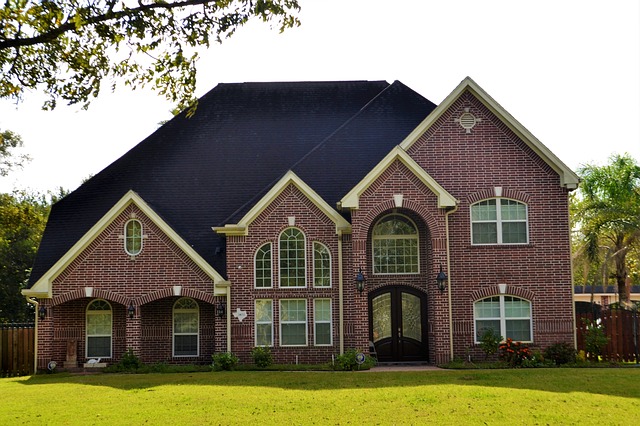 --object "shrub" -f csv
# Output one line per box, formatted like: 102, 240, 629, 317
333, 349, 374, 371
478, 328, 502, 359
582, 319, 609, 361
498, 338, 532, 367
212, 352, 239, 371
544, 342, 576, 366
103, 348, 143, 372
251, 346, 273, 368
